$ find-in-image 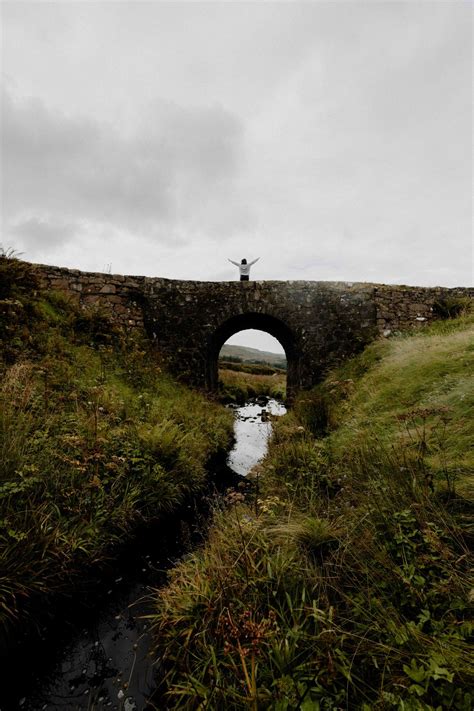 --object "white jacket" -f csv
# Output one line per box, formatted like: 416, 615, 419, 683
228, 258, 259, 276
